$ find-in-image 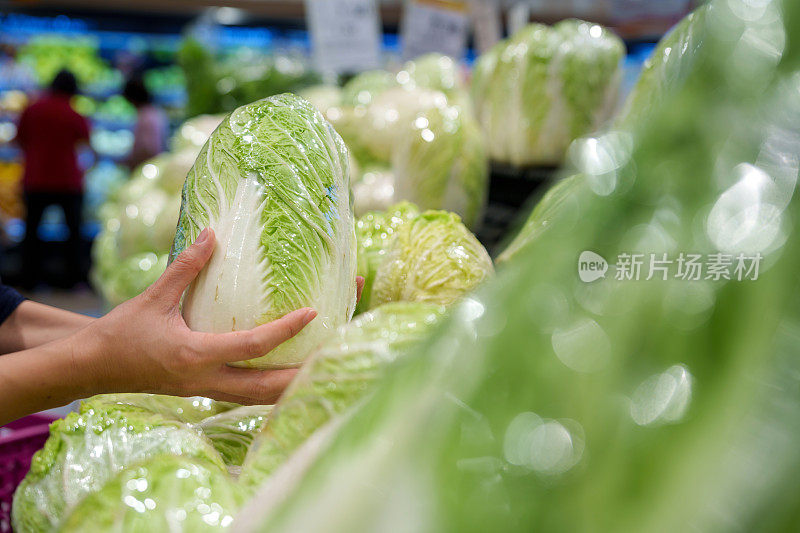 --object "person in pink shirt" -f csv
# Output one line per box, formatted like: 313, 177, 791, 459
122, 77, 168, 170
